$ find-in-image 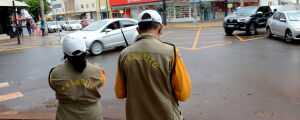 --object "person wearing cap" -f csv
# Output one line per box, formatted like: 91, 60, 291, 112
49, 37, 106, 120
114, 10, 191, 120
